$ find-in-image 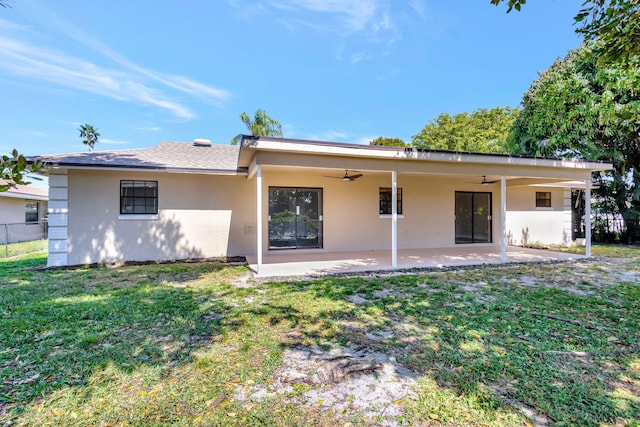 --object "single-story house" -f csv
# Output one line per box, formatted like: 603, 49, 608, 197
36, 137, 612, 275
0, 180, 48, 244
